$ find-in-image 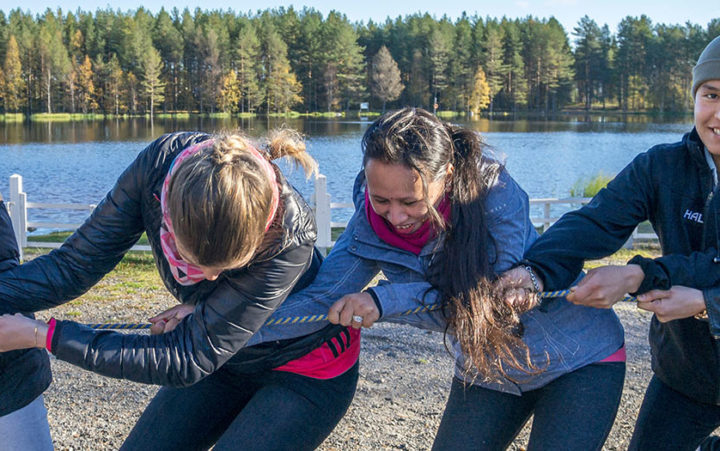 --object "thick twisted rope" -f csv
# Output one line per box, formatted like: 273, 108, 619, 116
85, 289, 637, 330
